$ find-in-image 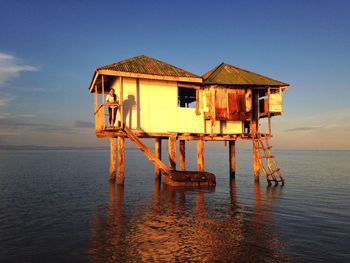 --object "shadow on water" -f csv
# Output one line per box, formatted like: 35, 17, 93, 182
88, 180, 290, 262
